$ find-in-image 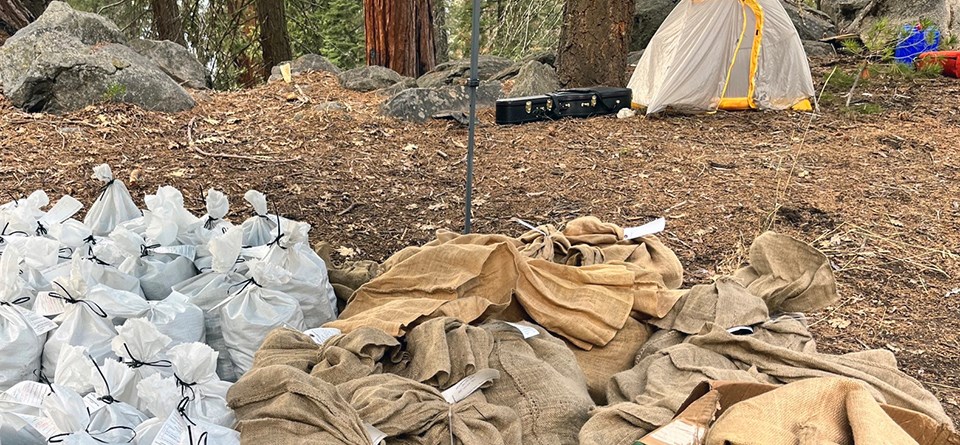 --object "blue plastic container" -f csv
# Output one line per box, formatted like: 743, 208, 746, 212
895, 25, 941, 64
